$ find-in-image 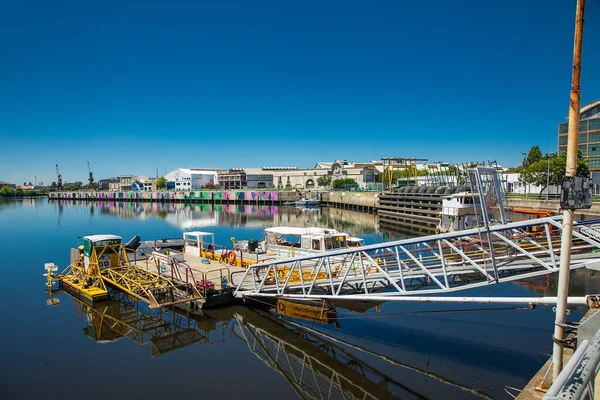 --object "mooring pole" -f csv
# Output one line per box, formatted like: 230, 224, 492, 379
552, 0, 585, 381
